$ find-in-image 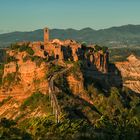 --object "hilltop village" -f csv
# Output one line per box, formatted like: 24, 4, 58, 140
0, 27, 122, 102
16, 28, 109, 73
